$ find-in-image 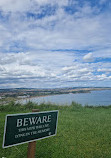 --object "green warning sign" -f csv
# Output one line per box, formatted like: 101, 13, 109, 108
3, 110, 58, 148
